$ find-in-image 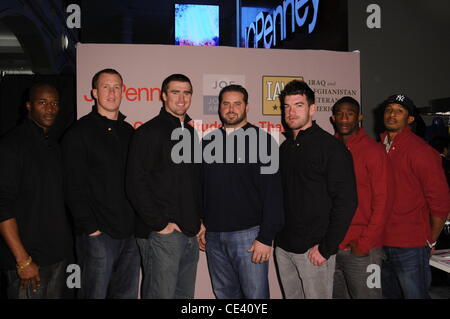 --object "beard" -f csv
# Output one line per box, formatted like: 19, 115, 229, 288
220, 112, 246, 127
